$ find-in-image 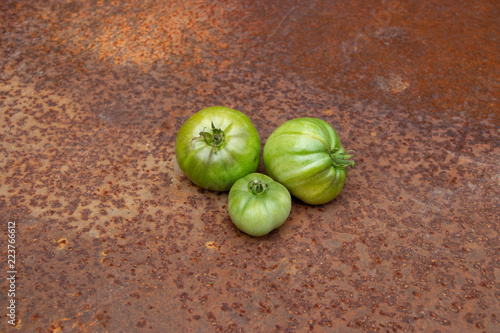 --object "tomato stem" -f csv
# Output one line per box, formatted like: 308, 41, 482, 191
196, 122, 226, 150
248, 179, 268, 195
330, 149, 355, 169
